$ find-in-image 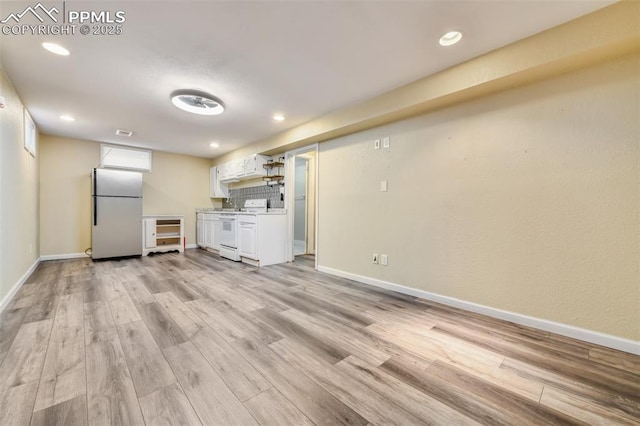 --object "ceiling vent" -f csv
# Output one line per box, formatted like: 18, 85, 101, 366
116, 129, 133, 137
